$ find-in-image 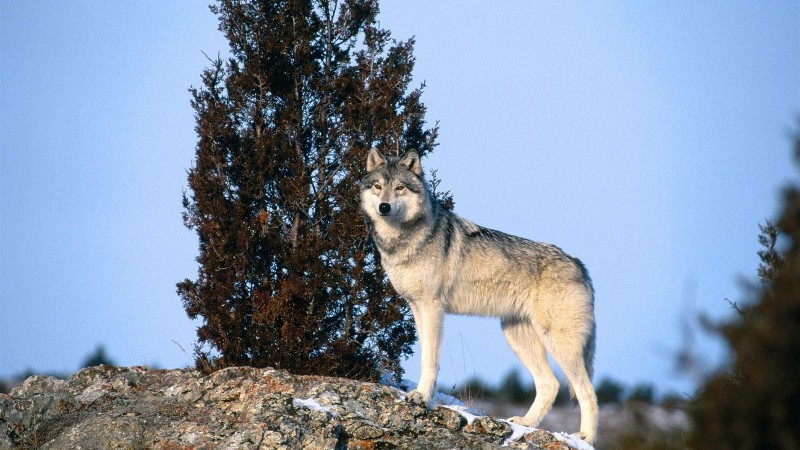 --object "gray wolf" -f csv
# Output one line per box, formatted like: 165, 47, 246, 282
359, 148, 598, 443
